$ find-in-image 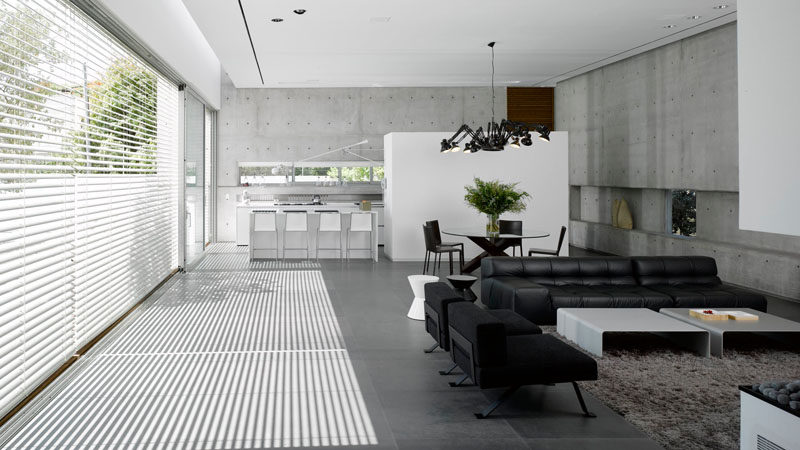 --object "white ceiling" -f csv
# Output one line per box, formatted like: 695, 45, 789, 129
181, 0, 737, 89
